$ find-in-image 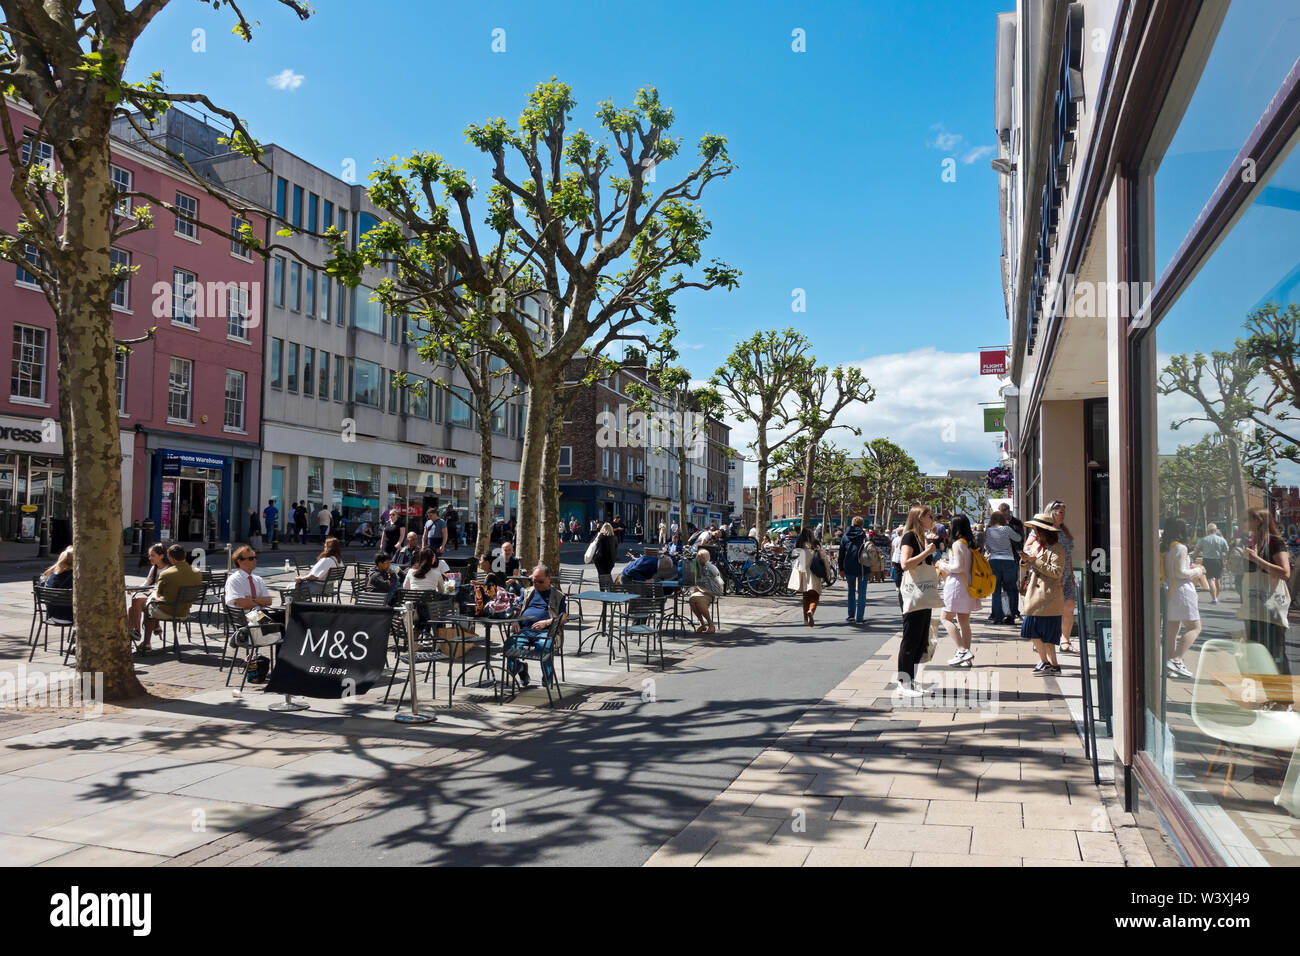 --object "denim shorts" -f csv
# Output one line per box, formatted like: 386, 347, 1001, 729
1021, 614, 1062, 645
